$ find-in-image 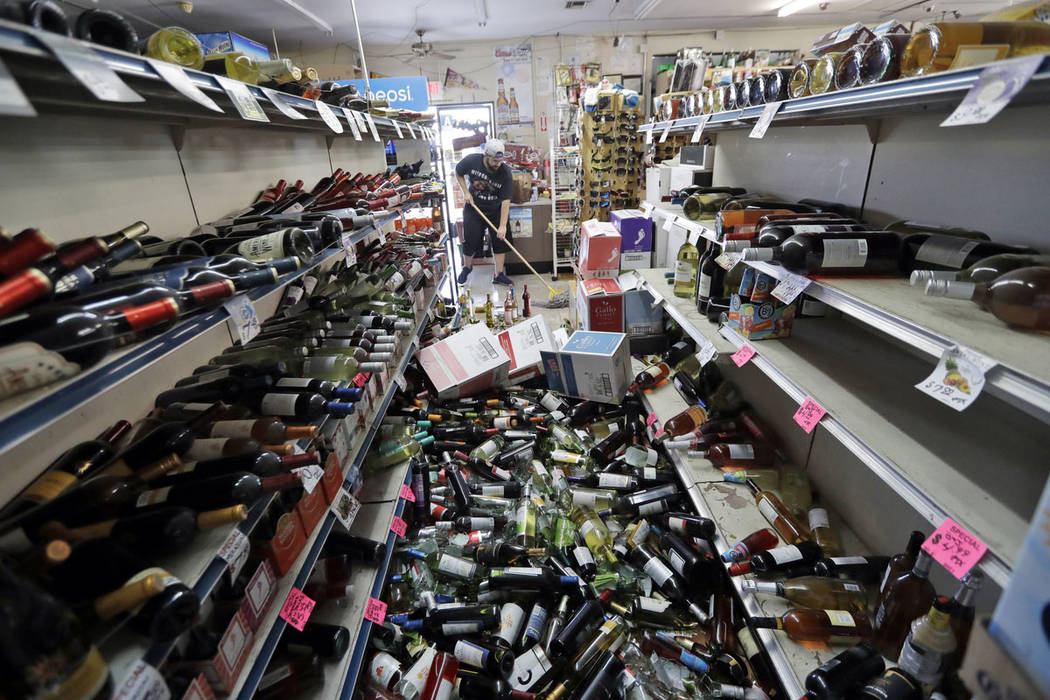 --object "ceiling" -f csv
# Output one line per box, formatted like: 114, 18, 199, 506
94, 0, 1010, 50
